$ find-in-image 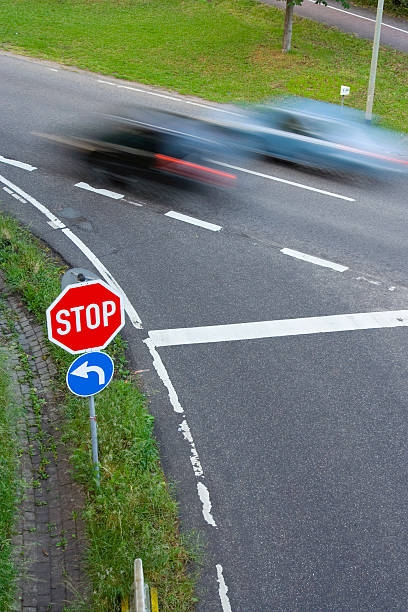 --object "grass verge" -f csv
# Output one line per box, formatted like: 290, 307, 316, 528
0, 0, 407, 132
0, 213, 197, 611
0, 350, 18, 610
